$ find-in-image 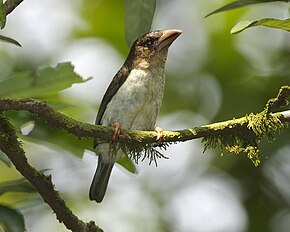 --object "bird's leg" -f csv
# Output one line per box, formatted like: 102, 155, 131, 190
154, 126, 164, 144
112, 121, 121, 141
